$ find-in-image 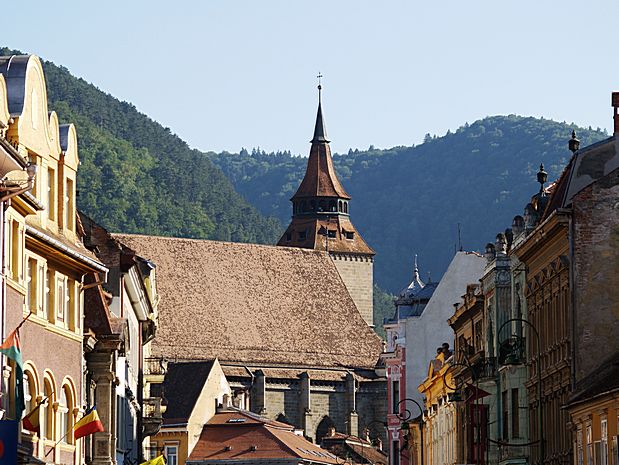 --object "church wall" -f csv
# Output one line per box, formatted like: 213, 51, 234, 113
331, 254, 374, 326
357, 380, 388, 444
